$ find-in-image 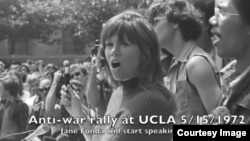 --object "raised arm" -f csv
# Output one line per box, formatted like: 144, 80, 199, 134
45, 70, 61, 116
